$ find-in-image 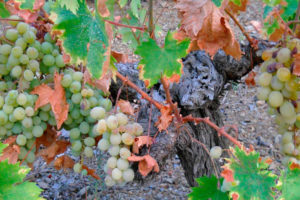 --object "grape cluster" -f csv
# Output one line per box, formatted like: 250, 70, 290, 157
256, 38, 300, 165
